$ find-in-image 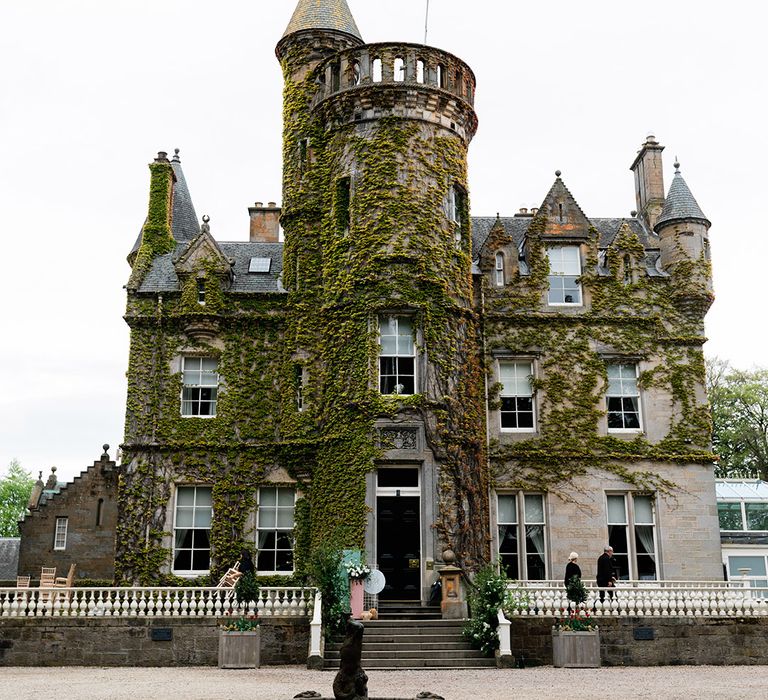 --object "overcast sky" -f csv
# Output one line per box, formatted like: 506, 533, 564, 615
1, 0, 765, 482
